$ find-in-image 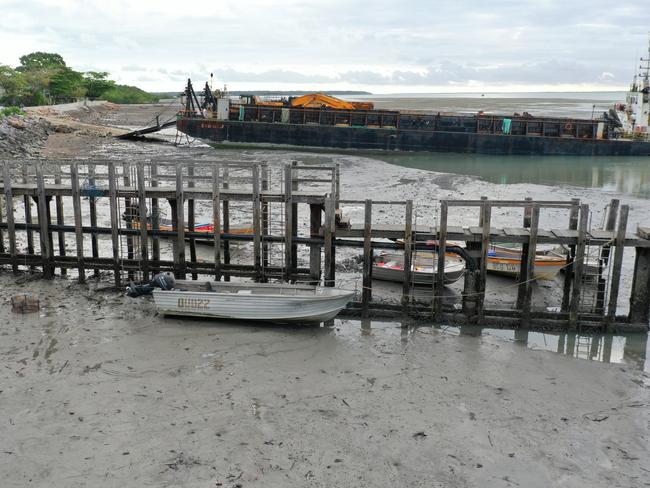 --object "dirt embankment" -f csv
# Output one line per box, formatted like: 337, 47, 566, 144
0, 115, 53, 158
